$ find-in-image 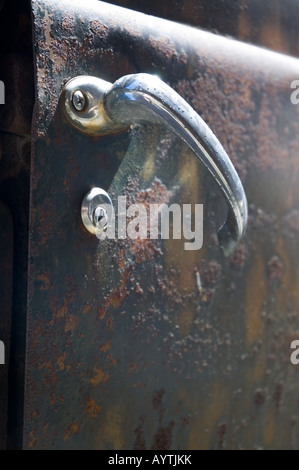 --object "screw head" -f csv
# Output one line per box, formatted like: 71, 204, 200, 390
72, 90, 86, 111
81, 188, 114, 236
93, 206, 108, 230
